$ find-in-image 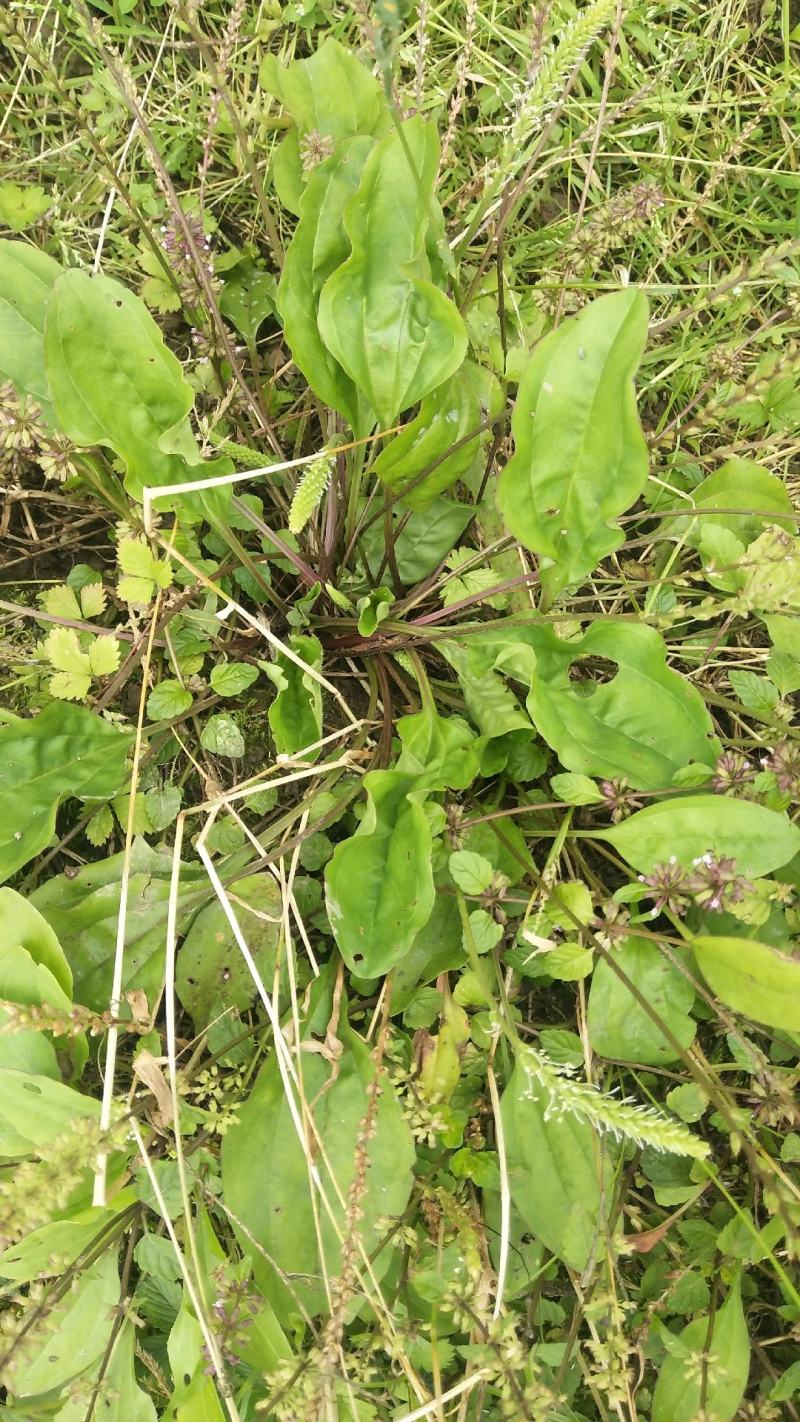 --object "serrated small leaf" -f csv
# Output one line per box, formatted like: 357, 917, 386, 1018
201, 713, 245, 758
79, 582, 106, 618
48, 670, 91, 701
140, 273, 182, 314
550, 771, 603, 805
118, 574, 155, 606
85, 803, 114, 846
44, 626, 91, 676
209, 662, 260, 697
42, 584, 81, 620
88, 635, 120, 678
144, 783, 181, 831
146, 680, 193, 721
449, 849, 494, 894
728, 668, 779, 714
